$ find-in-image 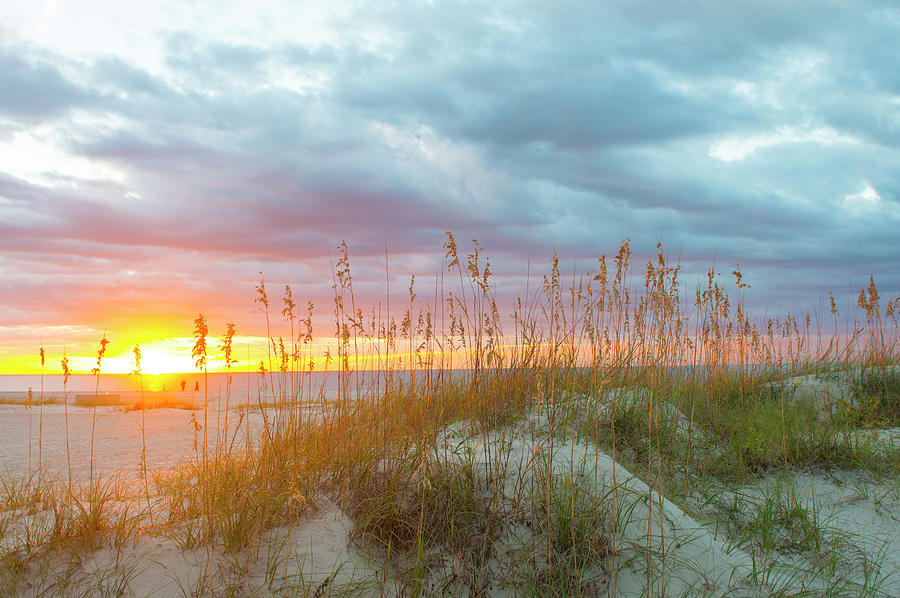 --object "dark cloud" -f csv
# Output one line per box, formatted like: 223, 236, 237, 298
456, 68, 714, 149
92, 57, 169, 97
0, 46, 95, 121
